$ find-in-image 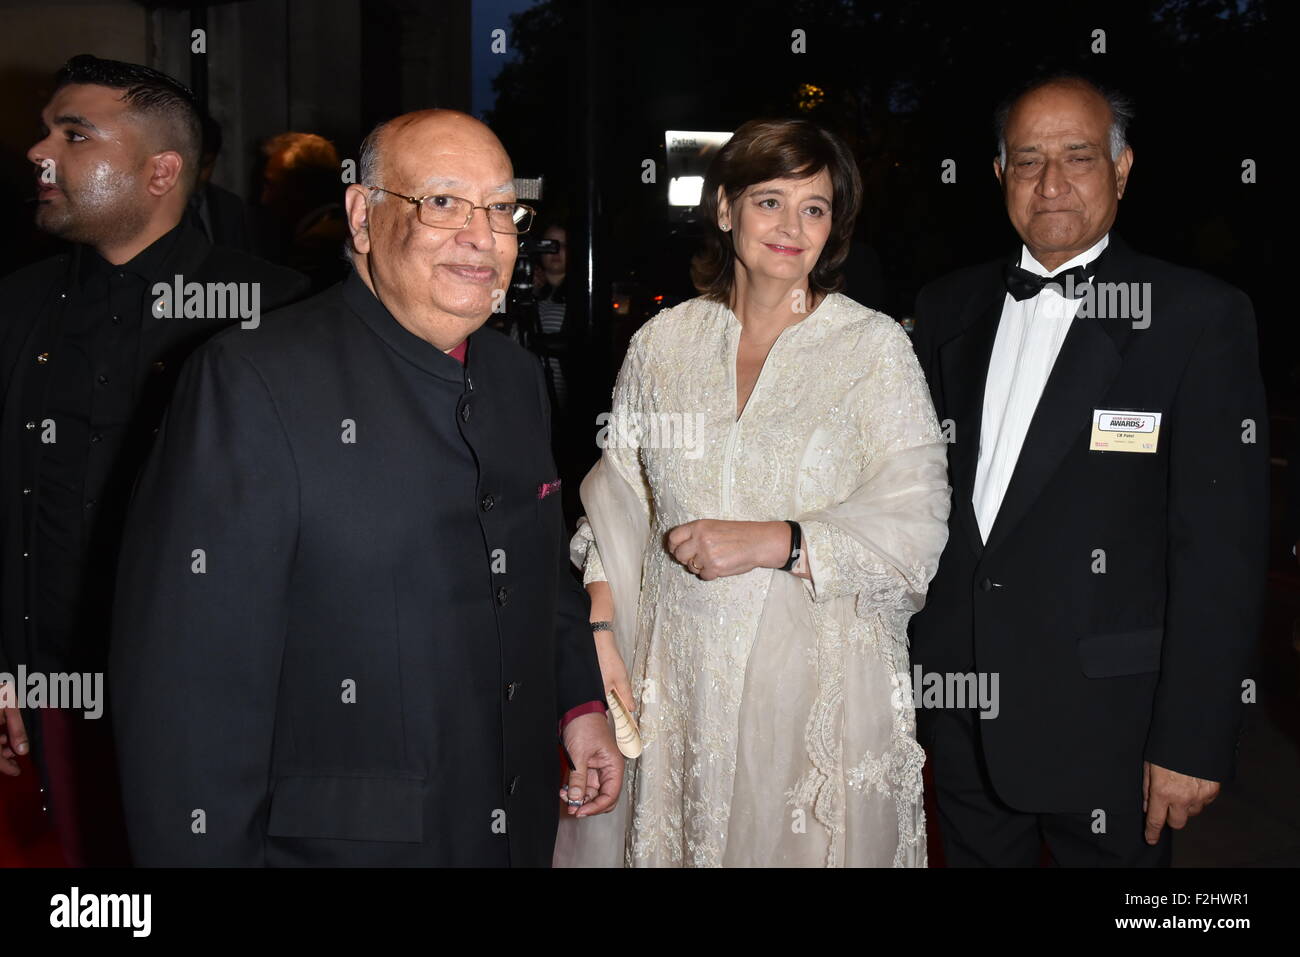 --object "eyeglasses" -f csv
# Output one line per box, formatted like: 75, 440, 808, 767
365, 186, 535, 235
